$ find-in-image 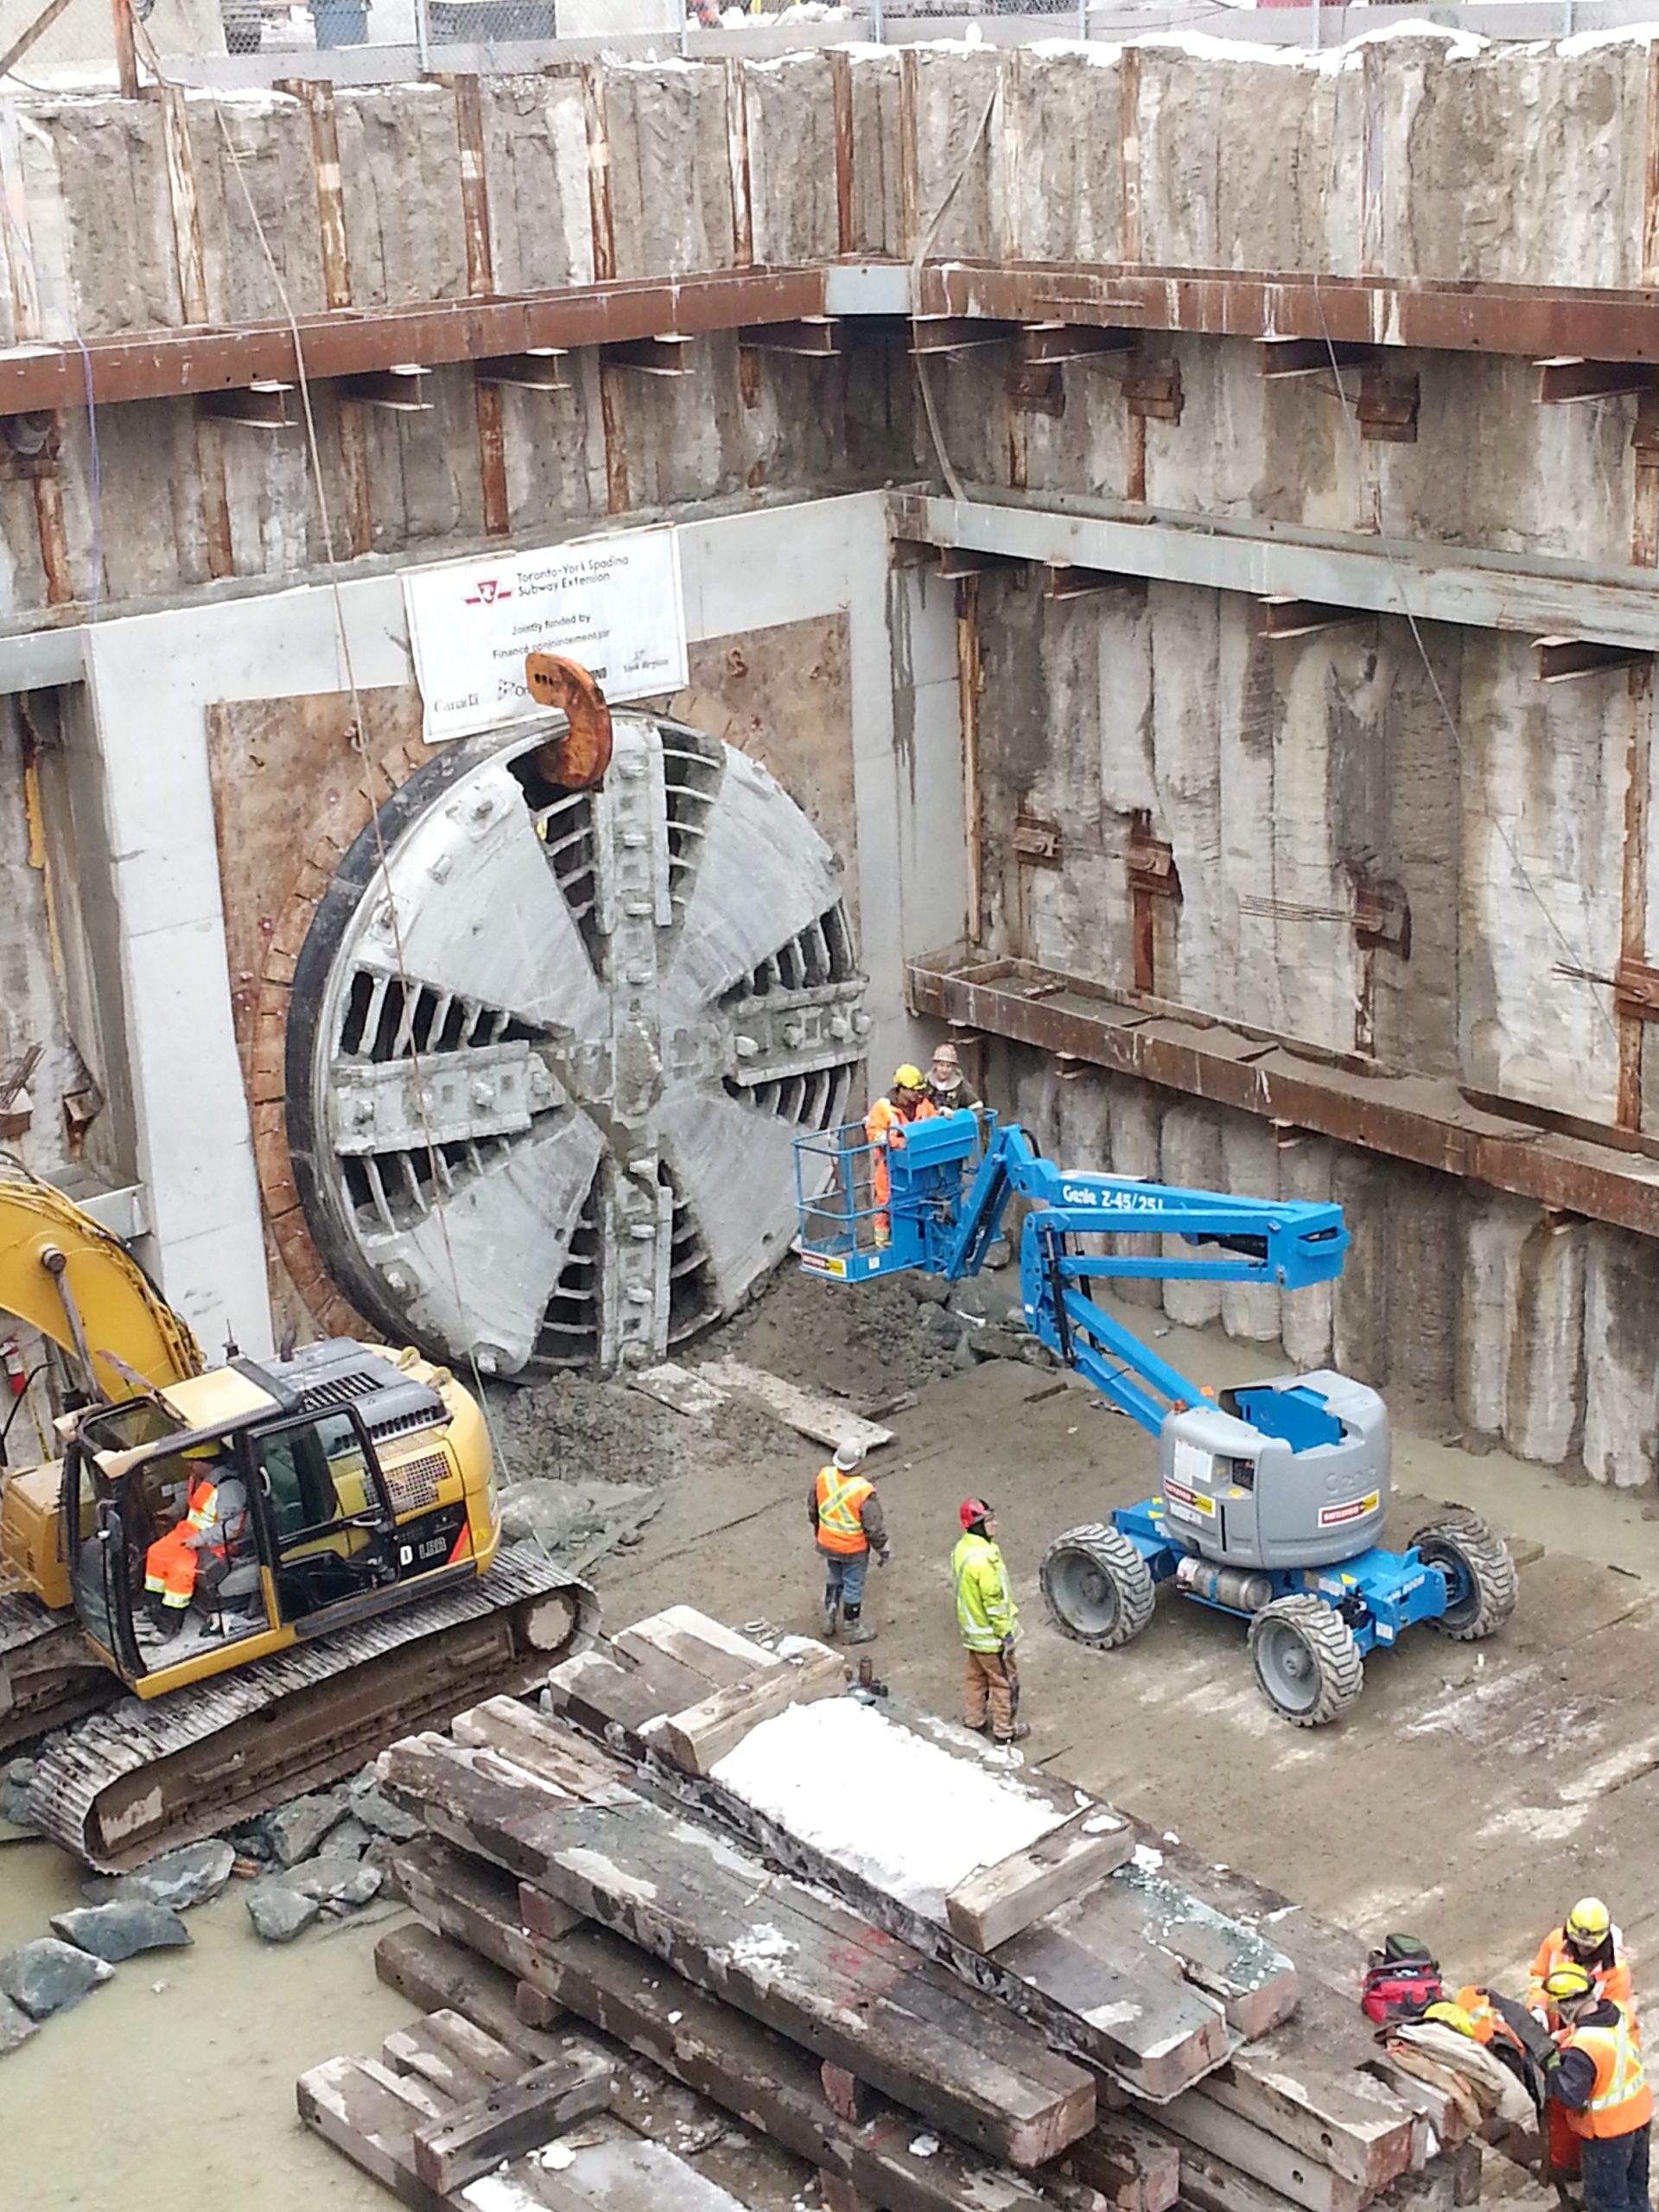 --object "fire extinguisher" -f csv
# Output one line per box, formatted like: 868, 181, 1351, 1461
1, 1340, 23, 1400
